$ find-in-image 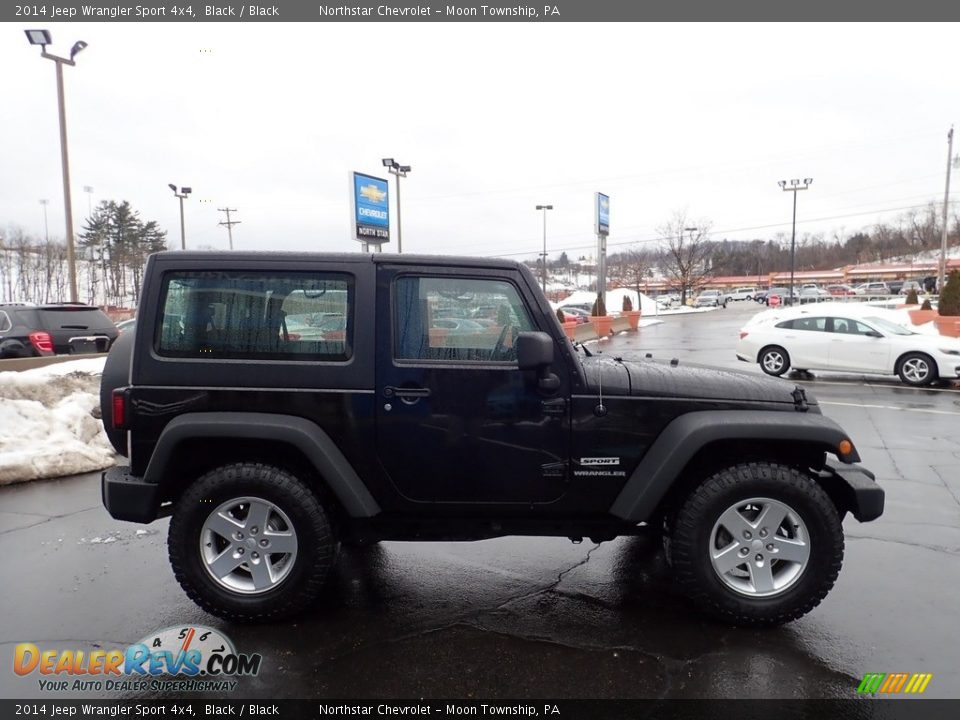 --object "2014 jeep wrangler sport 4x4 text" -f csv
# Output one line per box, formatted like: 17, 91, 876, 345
100, 251, 884, 626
